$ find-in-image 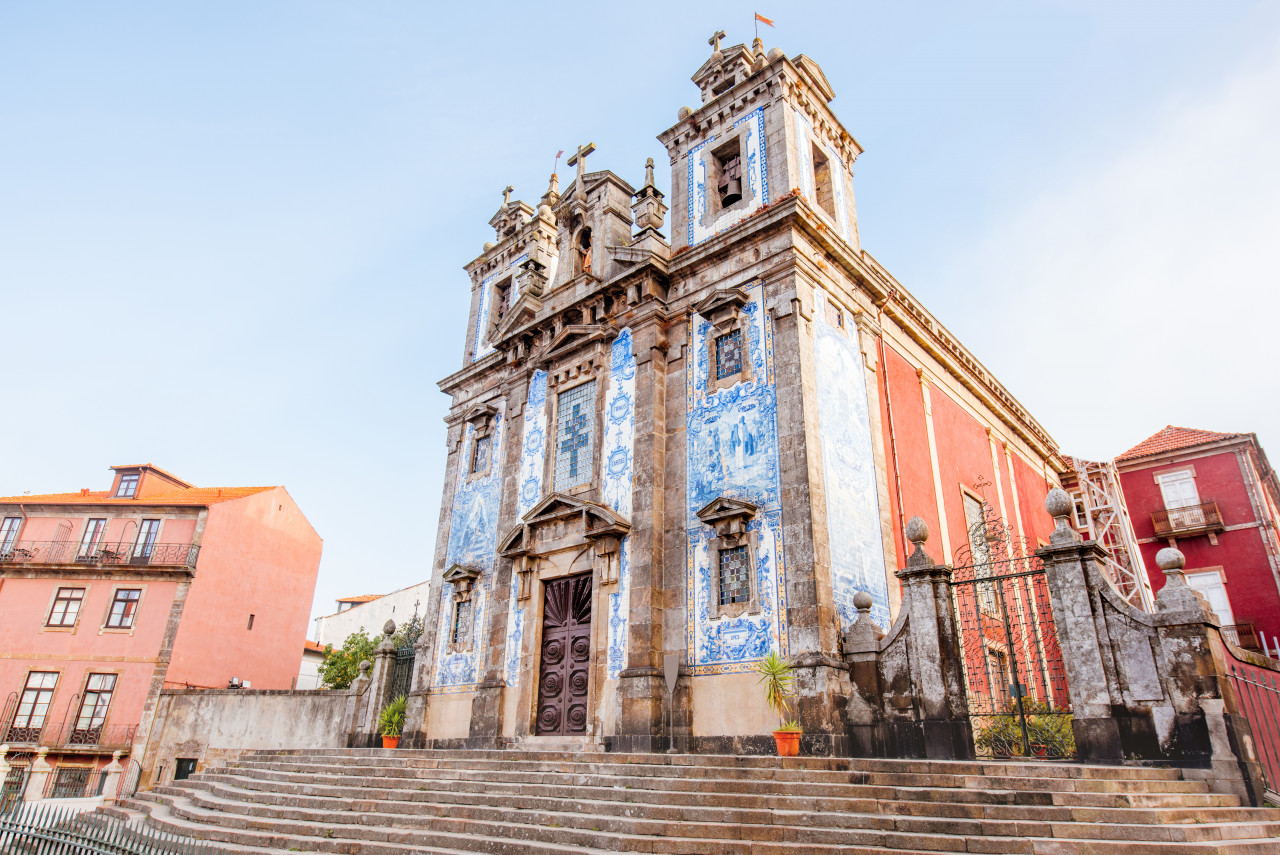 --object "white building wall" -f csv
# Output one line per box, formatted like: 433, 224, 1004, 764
312, 581, 432, 648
